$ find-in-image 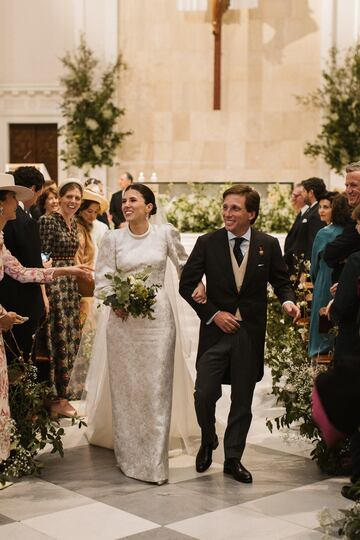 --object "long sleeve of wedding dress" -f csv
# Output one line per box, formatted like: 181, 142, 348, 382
81, 223, 199, 483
